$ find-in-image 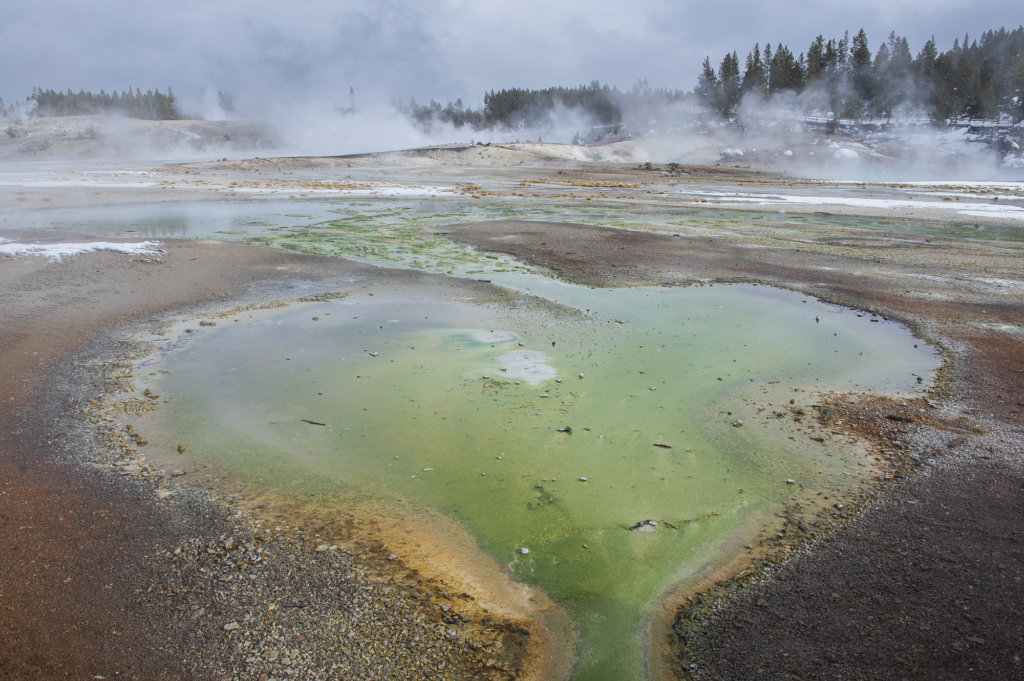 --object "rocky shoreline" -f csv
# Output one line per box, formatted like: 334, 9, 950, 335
0, 238, 549, 680
56, 301, 536, 681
